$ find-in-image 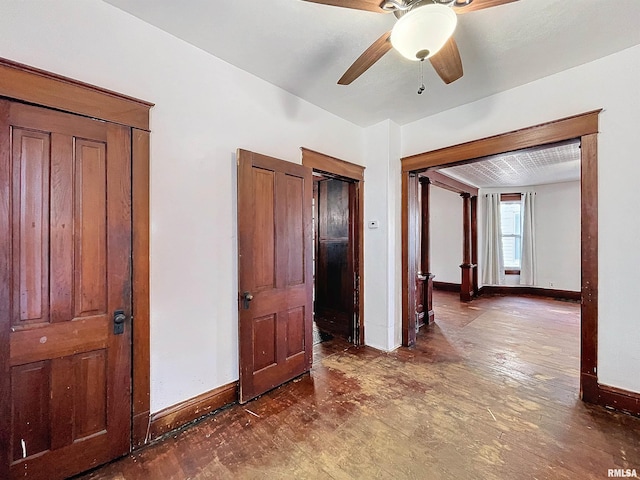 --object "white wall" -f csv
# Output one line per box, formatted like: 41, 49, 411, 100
0, 0, 365, 412
430, 186, 463, 284
535, 182, 581, 291
402, 45, 640, 394
363, 120, 402, 350
479, 182, 581, 291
